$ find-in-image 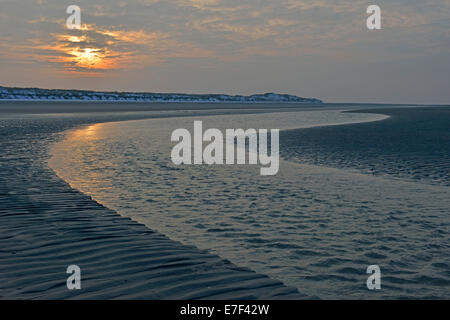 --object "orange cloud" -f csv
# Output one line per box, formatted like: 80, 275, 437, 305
98, 29, 161, 45
30, 24, 165, 74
